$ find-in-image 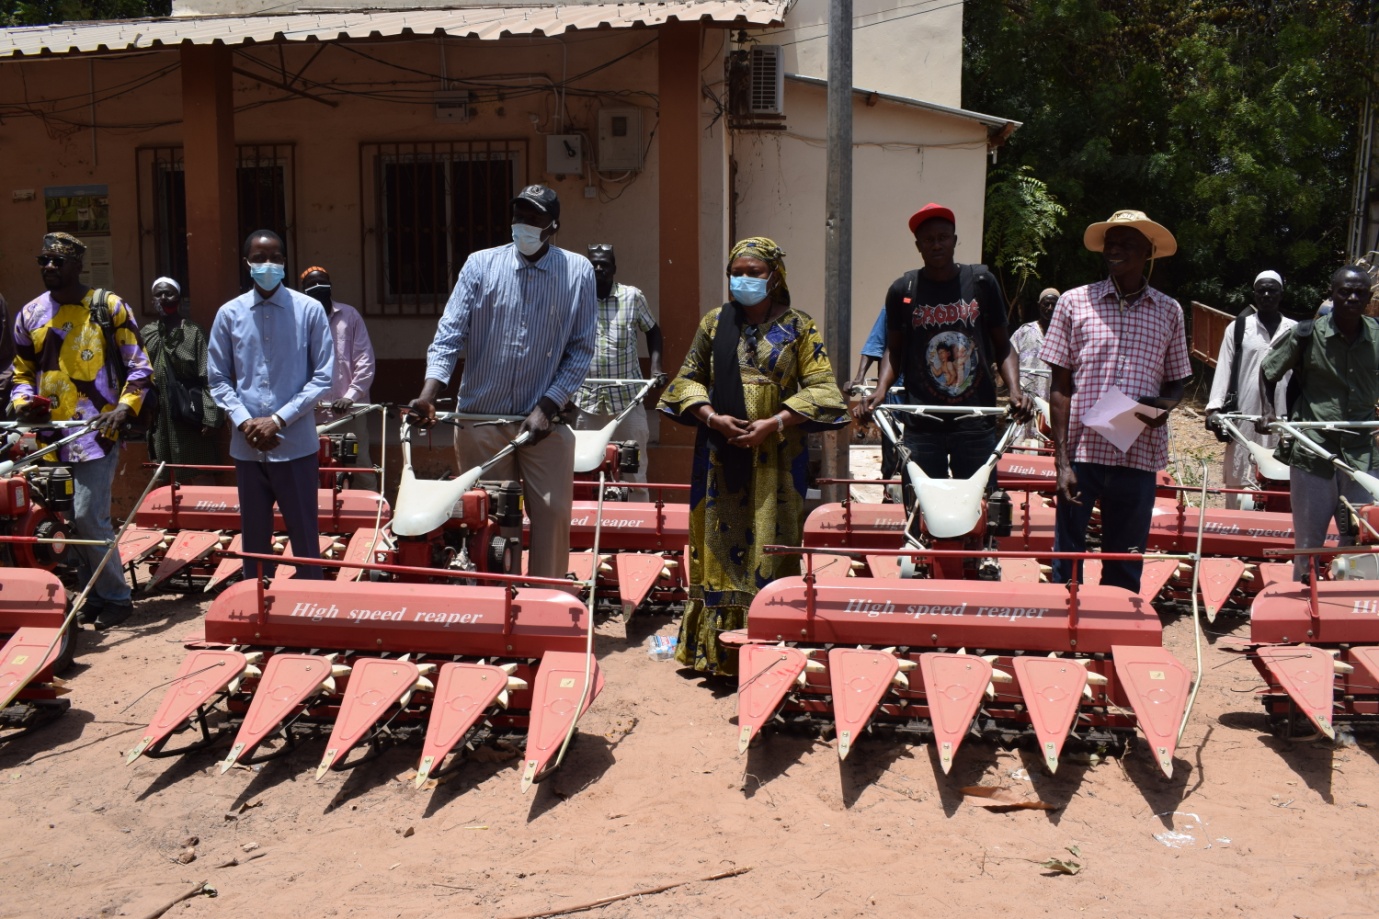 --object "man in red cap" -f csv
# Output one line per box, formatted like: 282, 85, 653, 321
857, 203, 1029, 571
